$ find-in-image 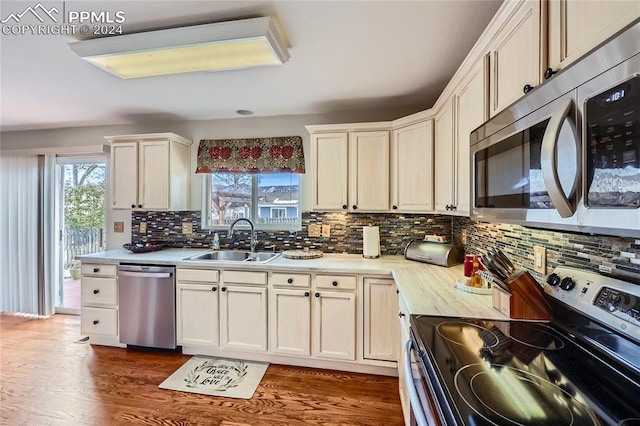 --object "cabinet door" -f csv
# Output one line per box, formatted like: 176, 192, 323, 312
138, 141, 170, 210
434, 99, 455, 213
548, 1, 640, 72
454, 56, 488, 216
312, 290, 356, 360
311, 133, 348, 210
270, 288, 311, 356
363, 278, 399, 361
110, 142, 138, 209
349, 131, 390, 211
489, 0, 541, 117
176, 283, 219, 347
220, 285, 268, 352
391, 121, 434, 212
